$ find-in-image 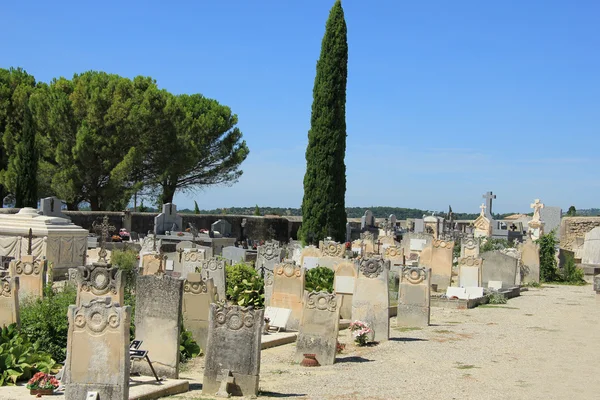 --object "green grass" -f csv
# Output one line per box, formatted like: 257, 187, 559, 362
542, 281, 588, 287
479, 305, 519, 309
